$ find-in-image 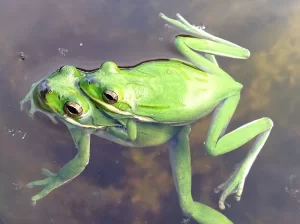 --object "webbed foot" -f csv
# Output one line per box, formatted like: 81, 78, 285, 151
27, 168, 66, 202
159, 13, 241, 48
214, 163, 247, 210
